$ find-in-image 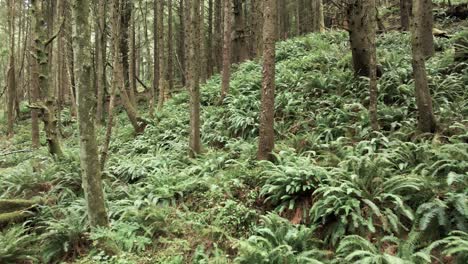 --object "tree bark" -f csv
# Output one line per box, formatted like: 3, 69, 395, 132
400, 0, 411, 31
167, 0, 174, 97
367, 0, 379, 131
411, 0, 437, 133
150, 0, 159, 117
73, 0, 109, 227
31, 0, 64, 157
7, 0, 16, 136
348, 0, 373, 77
219, 0, 232, 104
418, 0, 434, 58
258, 0, 277, 161
188, 0, 202, 157
157, 0, 167, 110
